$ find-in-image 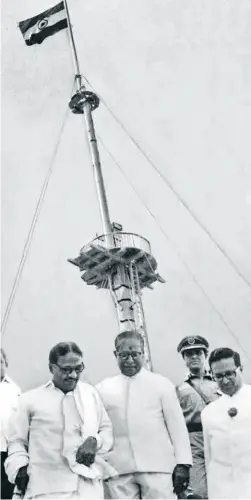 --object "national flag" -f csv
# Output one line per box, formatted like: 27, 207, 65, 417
18, 1, 68, 46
